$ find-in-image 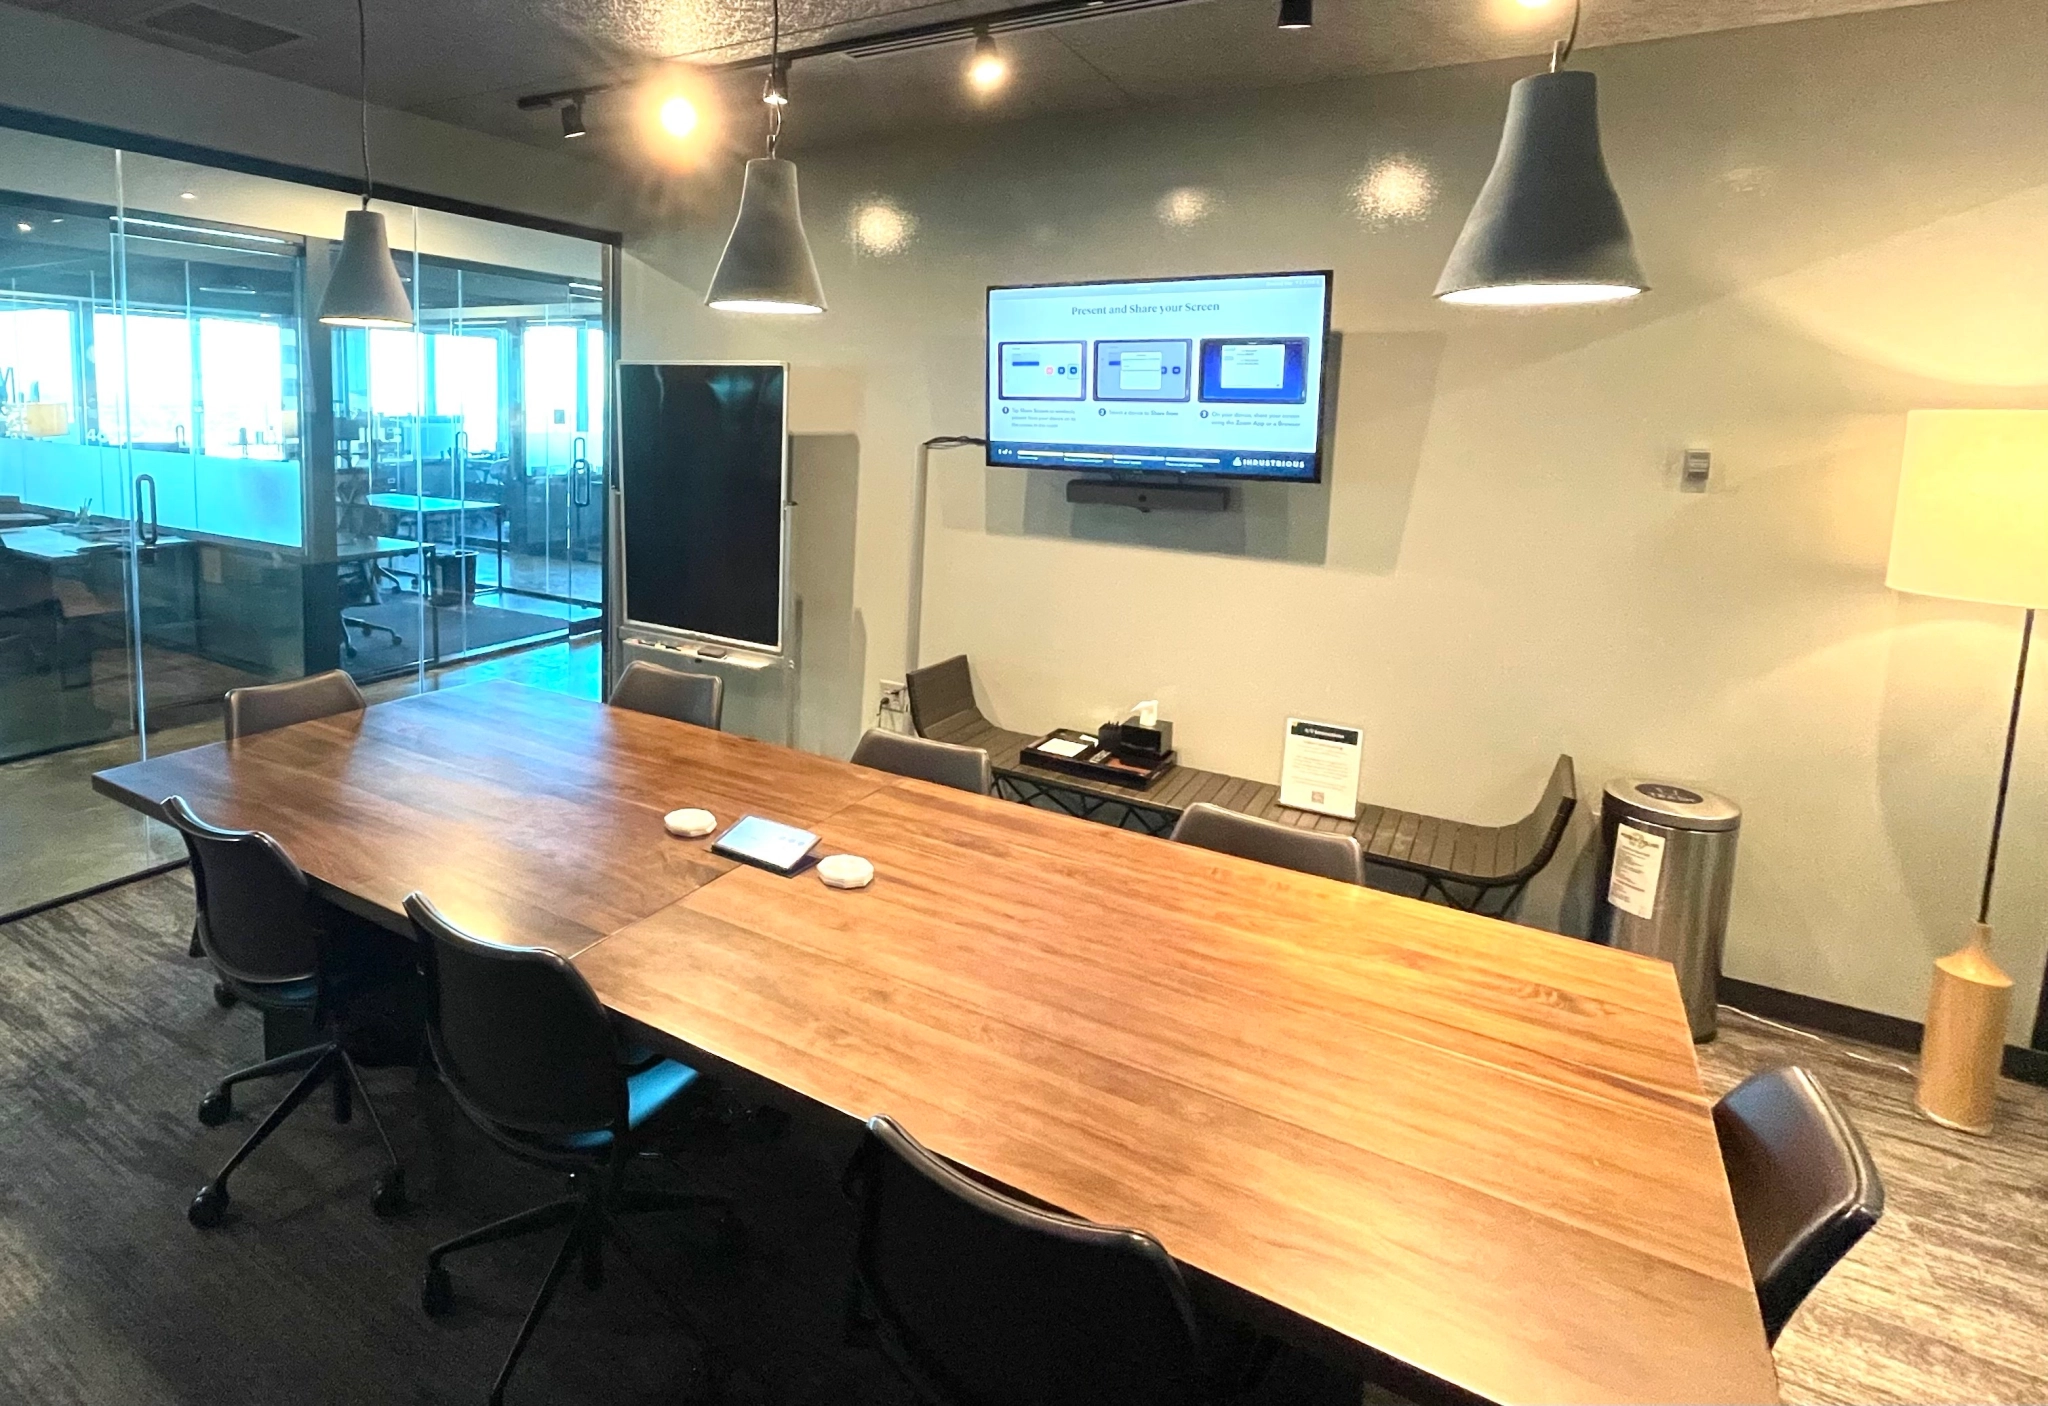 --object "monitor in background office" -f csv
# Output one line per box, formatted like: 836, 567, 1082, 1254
985, 271, 1332, 482
617, 361, 788, 654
